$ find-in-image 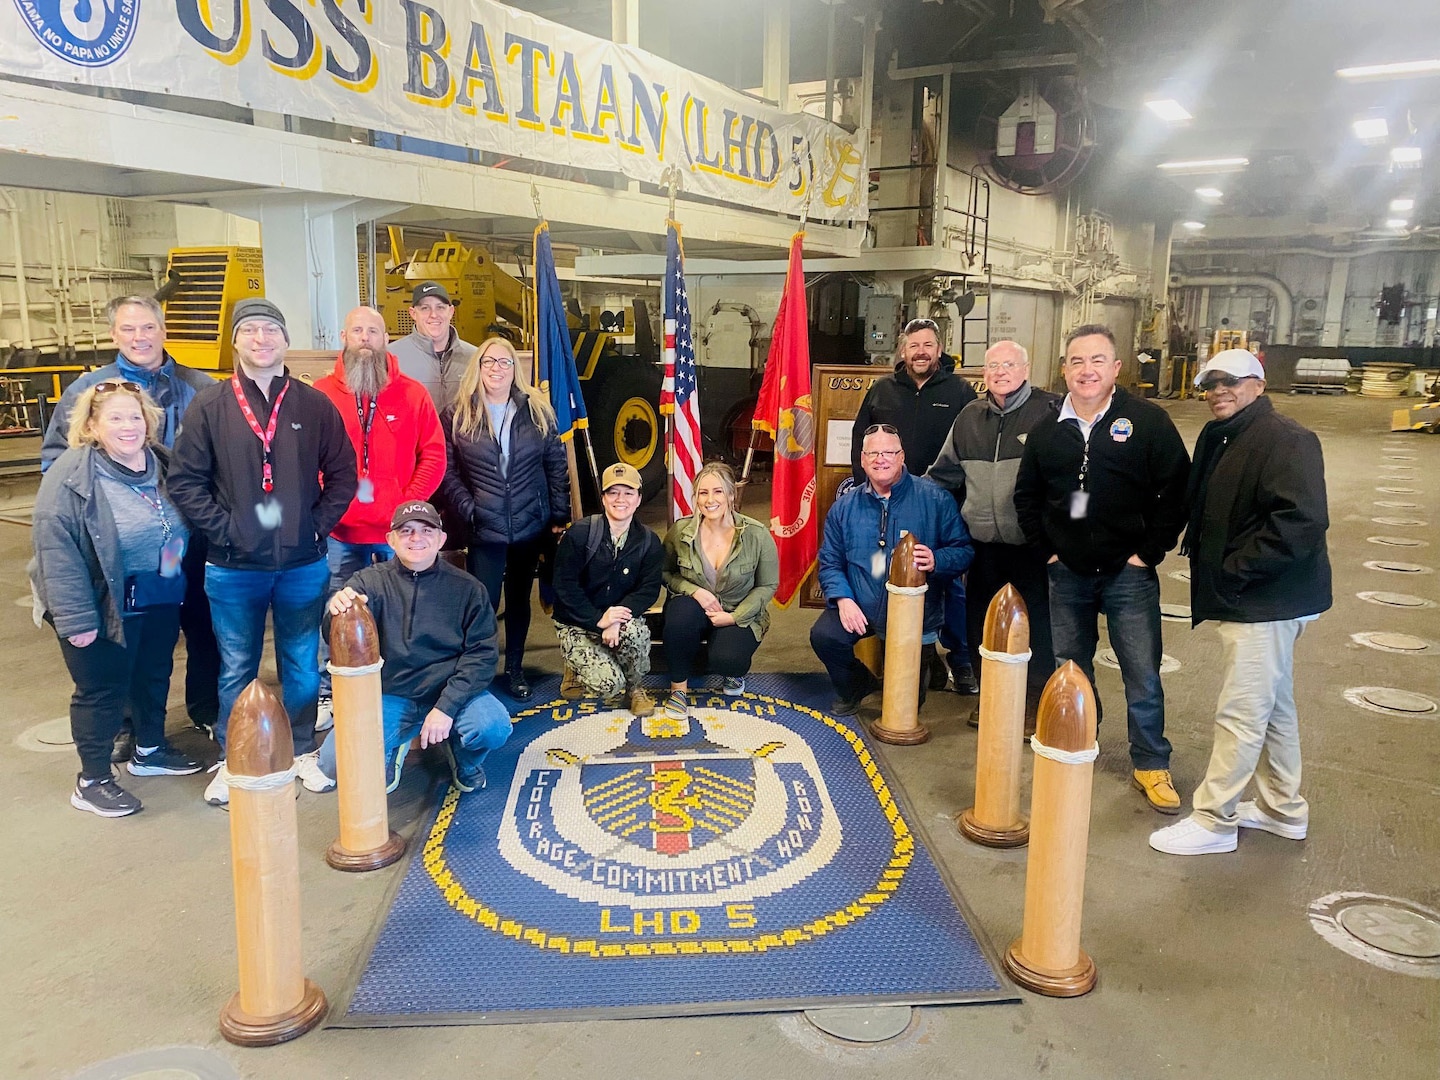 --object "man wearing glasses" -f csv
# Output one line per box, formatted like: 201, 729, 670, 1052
391, 281, 478, 411
1014, 324, 1190, 814
813, 425, 972, 717
850, 317, 979, 694
316, 501, 512, 794
927, 340, 1060, 724
549, 462, 663, 716
1149, 351, 1330, 855
169, 298, 358, 806
41, 295, 222, 754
